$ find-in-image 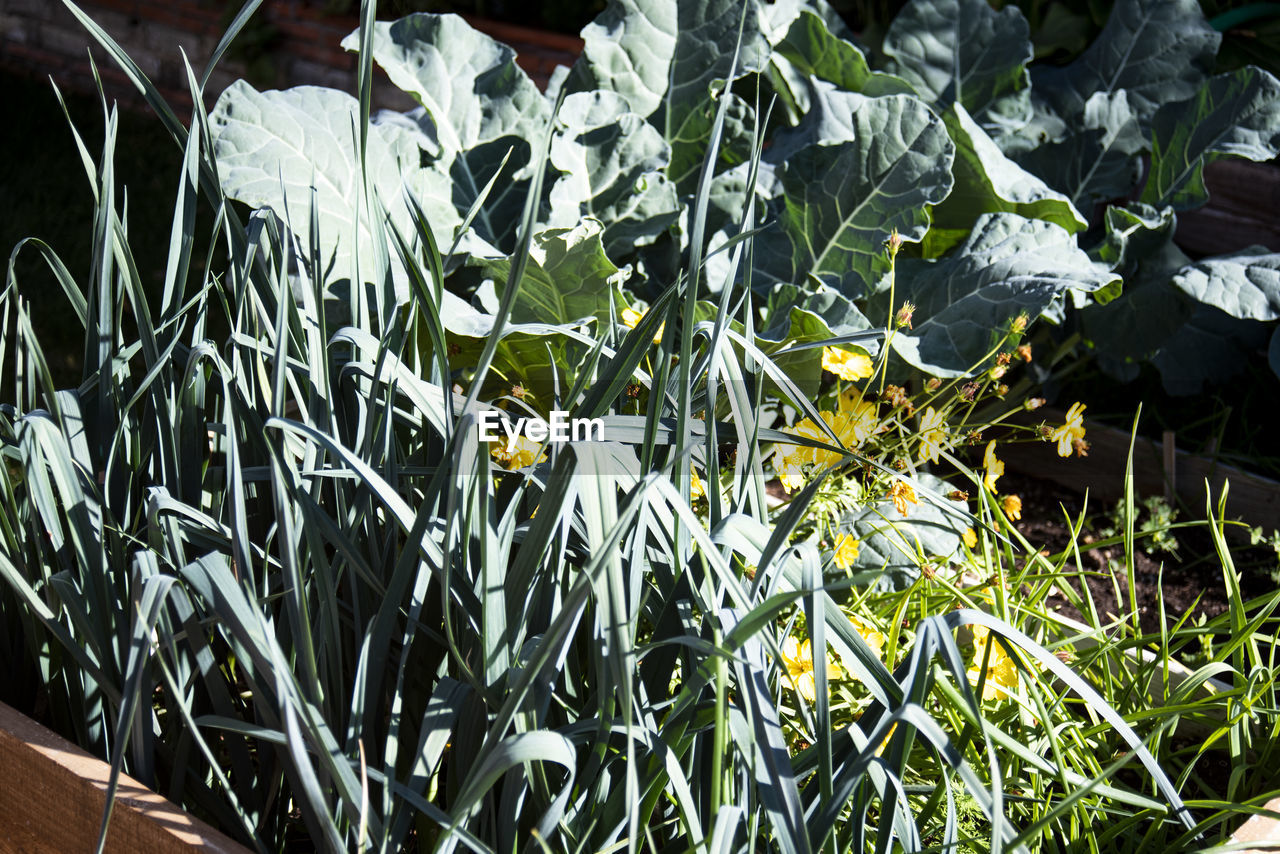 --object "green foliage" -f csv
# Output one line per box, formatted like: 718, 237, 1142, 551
3, 0, 1280, 852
